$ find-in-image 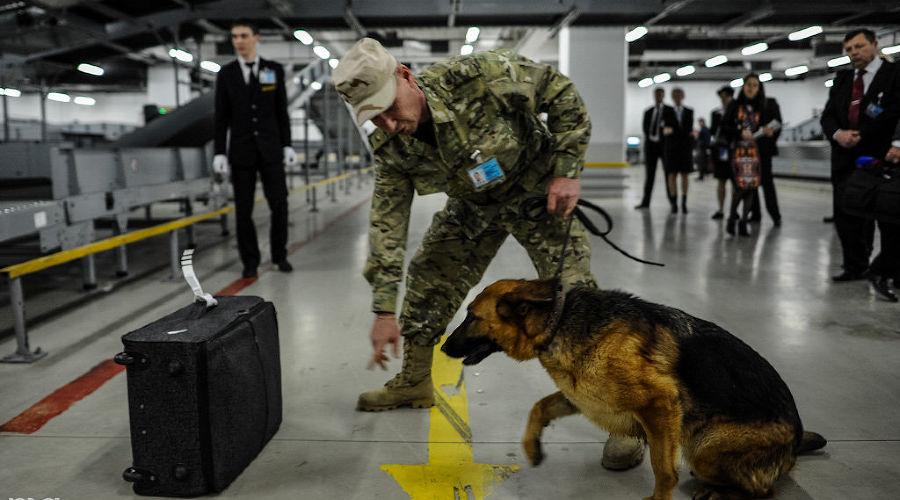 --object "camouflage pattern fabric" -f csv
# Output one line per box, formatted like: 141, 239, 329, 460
399, 194, 597, 346
362, 49, 593, 342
